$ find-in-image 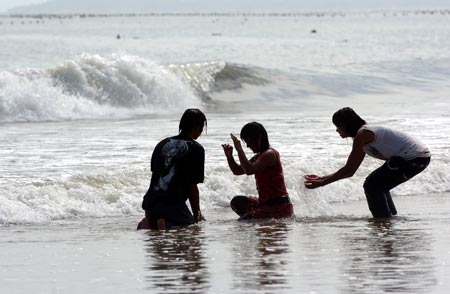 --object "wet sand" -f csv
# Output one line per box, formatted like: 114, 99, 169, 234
1, 193, 449, 294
